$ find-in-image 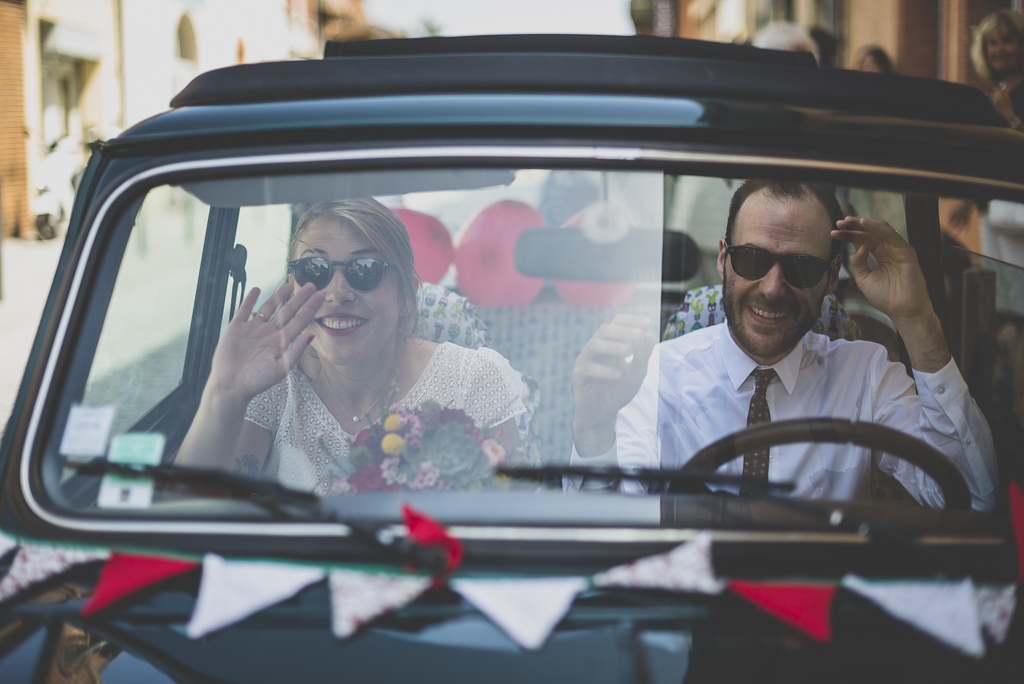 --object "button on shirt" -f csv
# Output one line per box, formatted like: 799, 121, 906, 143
569, 324, 997, 511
